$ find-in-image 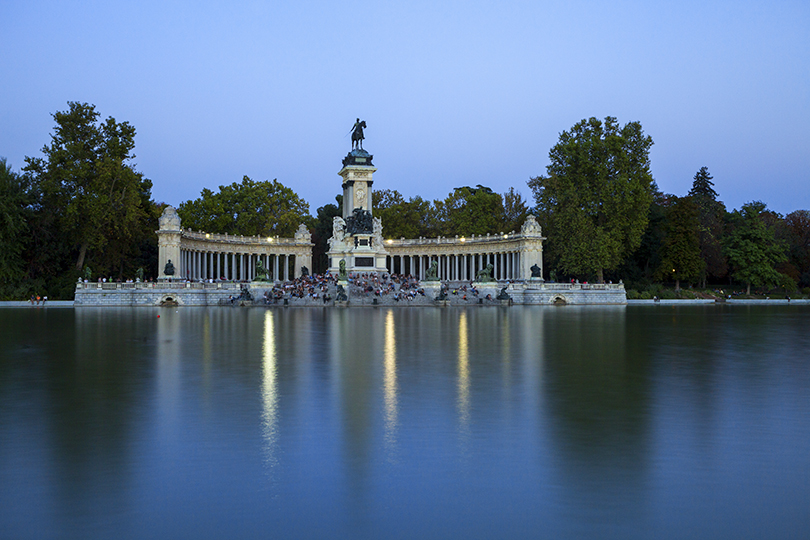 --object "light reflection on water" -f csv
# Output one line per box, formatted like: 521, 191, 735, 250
262, 310, 278, 468
1, 305, 809, 539
383, 309, 397, 452
457, 310, 470, 434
